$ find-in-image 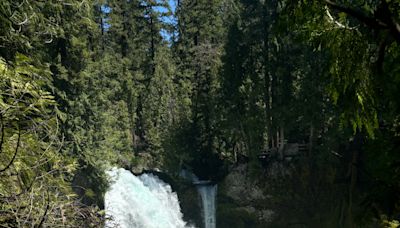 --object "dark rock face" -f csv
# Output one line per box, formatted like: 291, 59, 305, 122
190, 151, 229, 182
127, 153, 285, 227
218, 164, 275, 227
178, 184, 203, 227
130, 153, 161, 175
